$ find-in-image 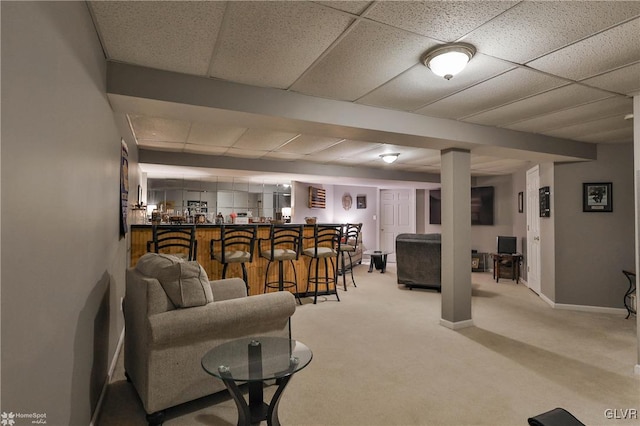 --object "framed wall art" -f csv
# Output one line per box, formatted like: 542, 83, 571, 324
583, 182, 612, 212
356, 195, 366, 209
